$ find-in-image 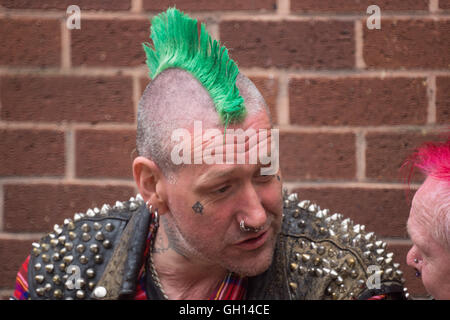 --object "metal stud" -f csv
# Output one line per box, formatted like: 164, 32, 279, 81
81, 223, 90, 233
54, 289, 63, 299
364, 232, 375, 241
93, 286, 107, 298
94, 254, 103, 264
316, 245, 325, 255
42, 254, 50, 263
79, 255, 88, 264
34, 263, 42, 271
63, 255, 73, 264
298, 266, 307, 274
95, 231, 105, 241
89, 243, 99, 254
93, 207, 100, 214
315, 268, 323, 277
330, 270, 338, 279
53, 275, 61, 285
136, 193, 144, 202
54, 224, 63, 235
88, 282, 96, 290
290, 263, 298, 272
32, 247, 41, 256
41, 243, 50, 252
76, 290, 85, 299
335, 276, 344, 285
102, 239, 112, 249
76, 244, 85, 254
58, 235, 66, 245
93, 222, 102, 231
36, 287, 45, 296
86, 268, 95, 278
52, 253, 61, 261
59, 263, 66, 272
289, 282, 298, 291
82, 233, 91, 242
69, 231, 77, 240
105, 223, 114, 232
64, 242, 73, 251
50, 239, 59, 247
35, 275, 44, 284
45, 264, 54, 273
301, 254, 311, 262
